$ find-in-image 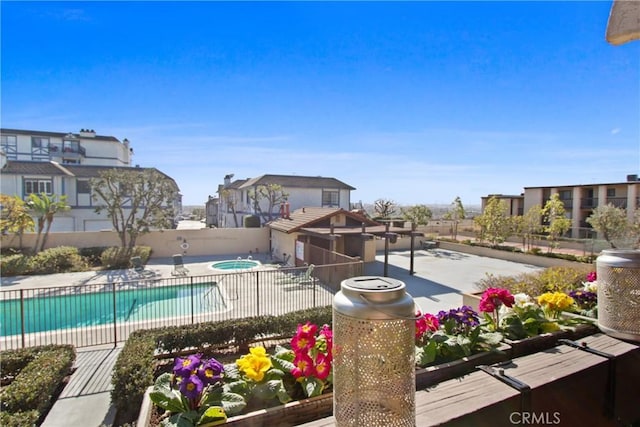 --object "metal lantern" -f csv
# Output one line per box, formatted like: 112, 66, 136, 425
596, 249, 640, 342
333, 276, 416, 427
